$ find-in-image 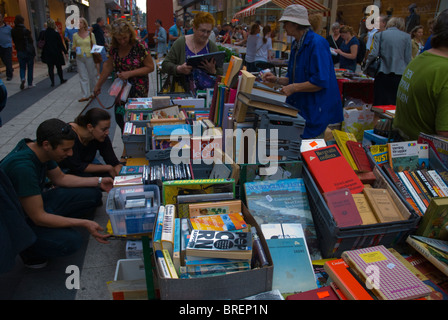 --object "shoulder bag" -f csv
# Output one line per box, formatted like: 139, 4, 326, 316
364, 32, 382, 78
